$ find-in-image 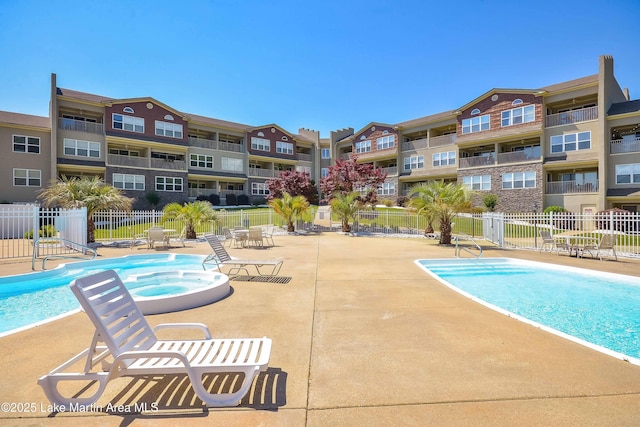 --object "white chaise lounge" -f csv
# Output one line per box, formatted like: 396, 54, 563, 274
38, 269, 272, 410
202, 234, 283, 277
